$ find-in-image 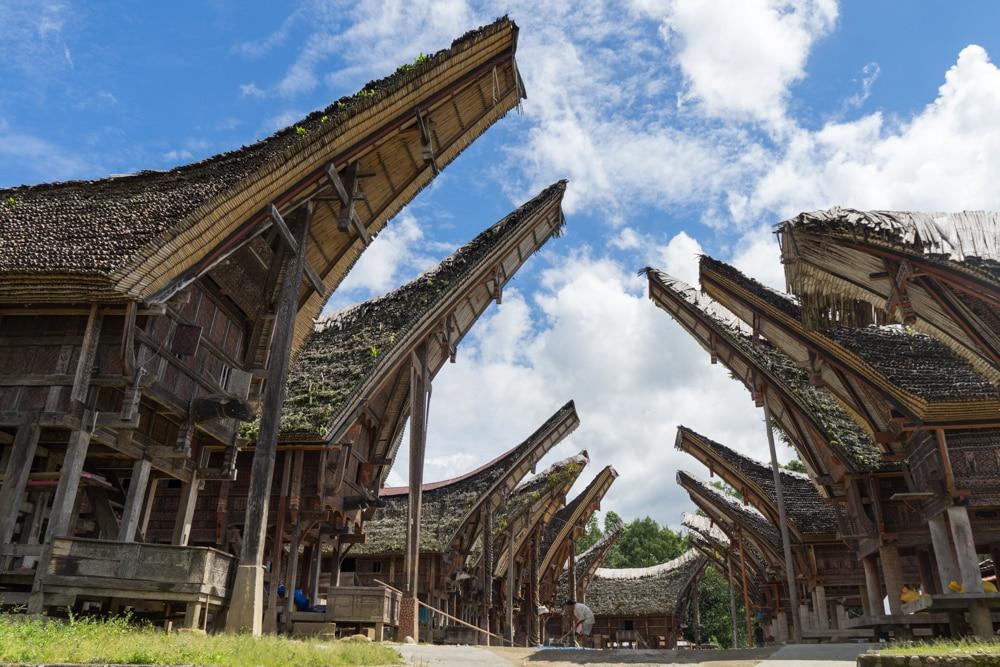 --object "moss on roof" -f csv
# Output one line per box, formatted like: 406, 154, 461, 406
540, 466, 616, 560
646, 268, 884, 472
586, 550, 706, 617
676, 426, 837, 535
277, 180, 566, 437
0, 18, 518, 279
